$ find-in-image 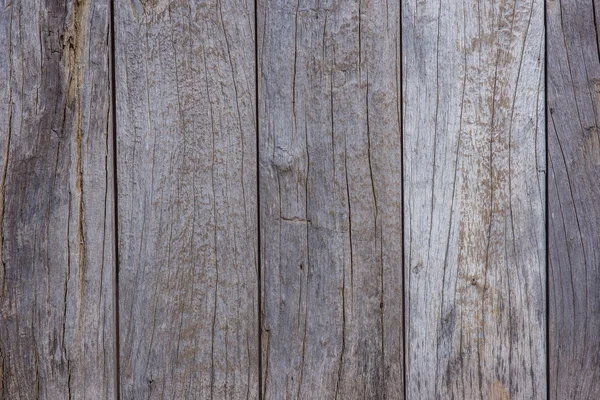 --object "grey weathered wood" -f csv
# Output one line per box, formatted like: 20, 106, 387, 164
259, 1, 403, 398
403, 0, 545, 398
548, 0, 600, 397
115, 0, 258, 398
0, 0, 116, 398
